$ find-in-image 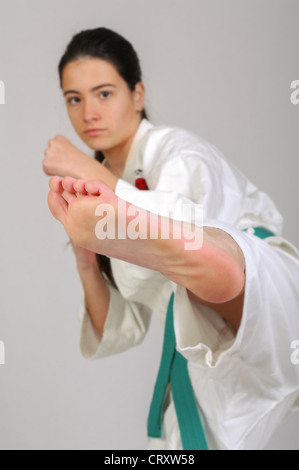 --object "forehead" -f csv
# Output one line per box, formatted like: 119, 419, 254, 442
62, 58, 122, 91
